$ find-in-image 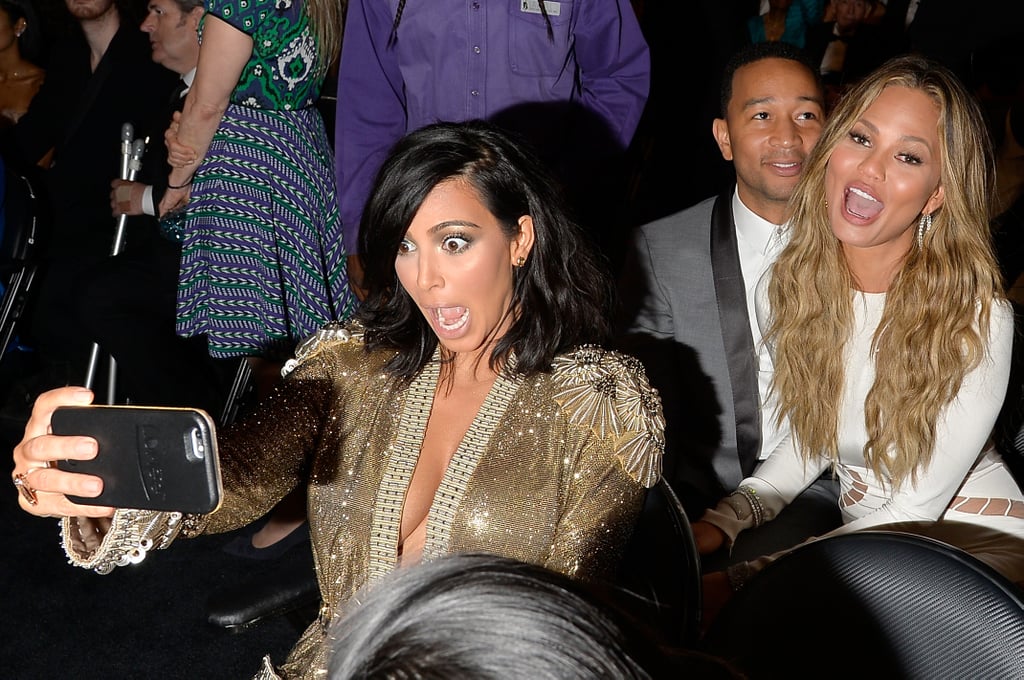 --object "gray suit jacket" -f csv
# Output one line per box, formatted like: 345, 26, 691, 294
618, 190, 760, 517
